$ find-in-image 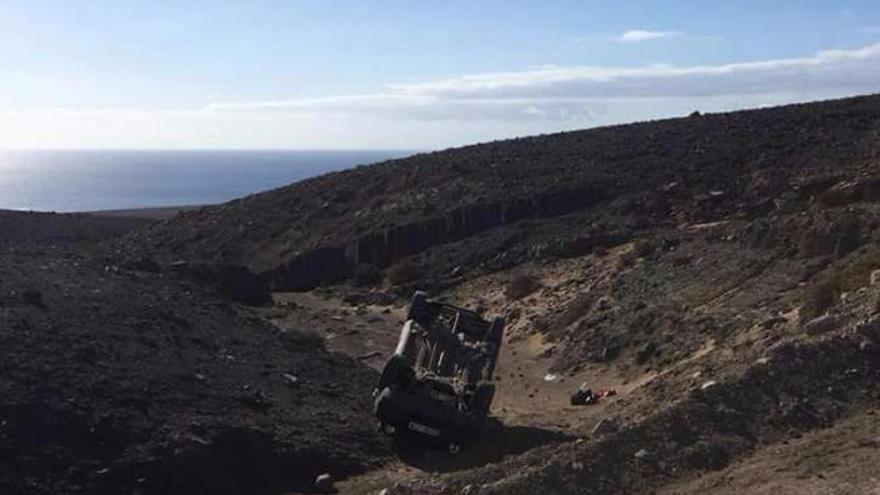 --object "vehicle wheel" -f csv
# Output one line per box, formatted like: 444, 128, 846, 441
374, 386, 392, 415
485, 317, 505, 379
470, 383, 496, 418
407, 291, 429, 322
377, 355, 412, 390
